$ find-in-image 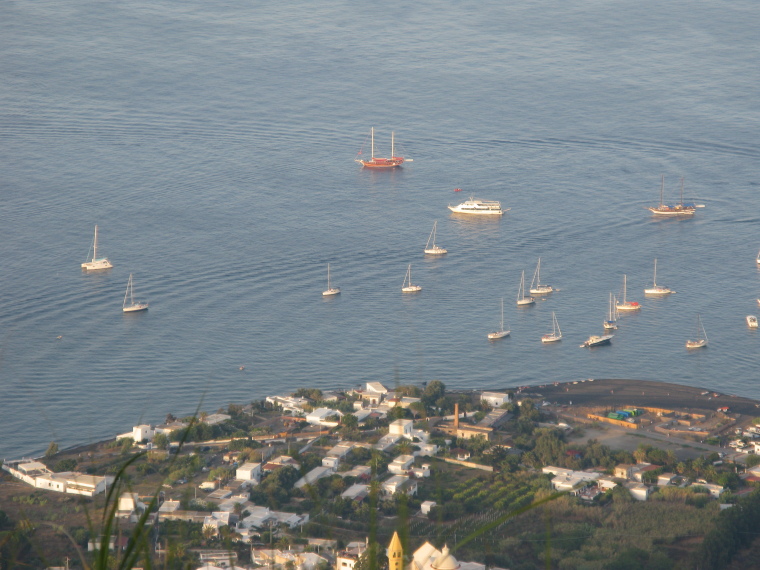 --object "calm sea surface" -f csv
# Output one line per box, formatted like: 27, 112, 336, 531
1, 0, 759, 458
